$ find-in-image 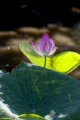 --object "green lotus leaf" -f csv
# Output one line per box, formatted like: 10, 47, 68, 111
18, 114, 45, 120
0, 63, 80, 120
